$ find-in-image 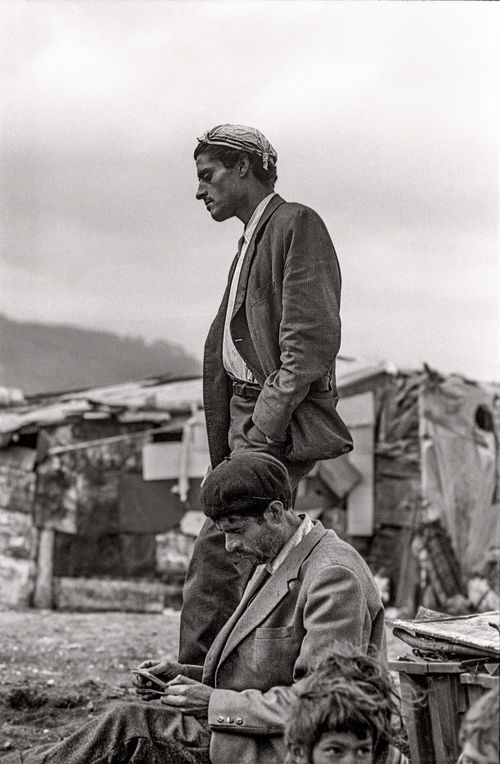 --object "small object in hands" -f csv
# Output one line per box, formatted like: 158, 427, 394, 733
130, 668, 169, 691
